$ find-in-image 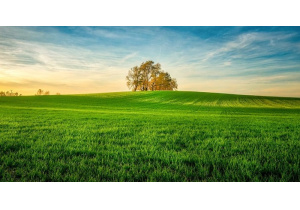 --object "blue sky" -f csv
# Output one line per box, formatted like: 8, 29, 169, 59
0, 26, 299, 96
